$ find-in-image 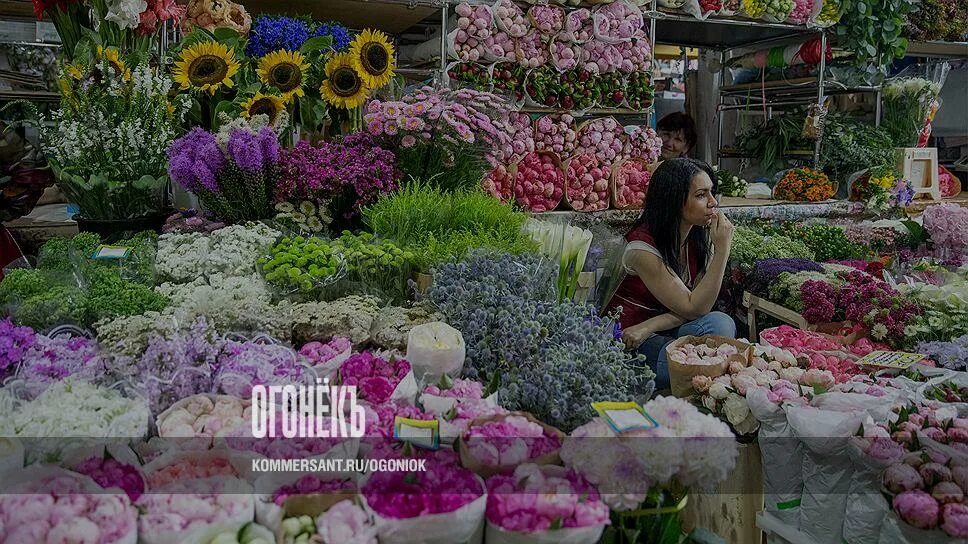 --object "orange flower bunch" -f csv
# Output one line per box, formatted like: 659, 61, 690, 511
774, 167, 834, 202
